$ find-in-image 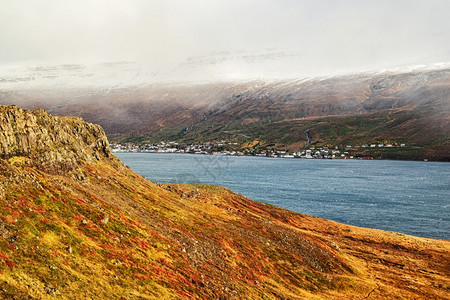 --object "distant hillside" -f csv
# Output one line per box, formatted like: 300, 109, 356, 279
1, 67, 449, 160
0, 105, 449, 299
